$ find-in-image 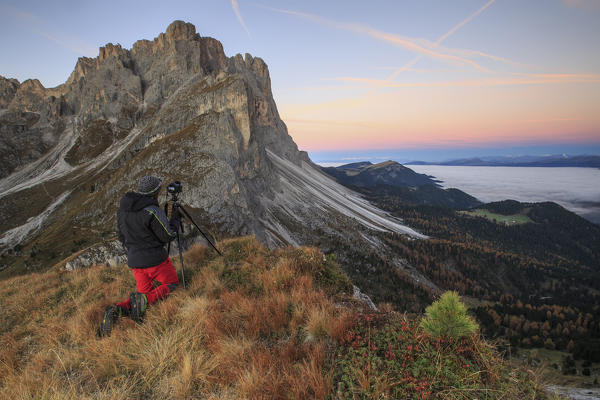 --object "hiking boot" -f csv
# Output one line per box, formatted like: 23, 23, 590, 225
129, 292, 148, 323
97, 305, 121, 337
120, 305, 130, 318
